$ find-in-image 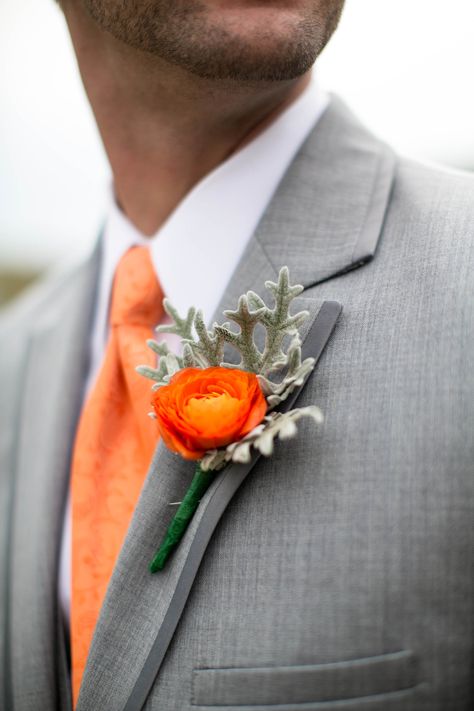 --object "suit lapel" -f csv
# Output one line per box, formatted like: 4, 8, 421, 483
121, 300, 343, 711
8, 245, 101, 710
251, 94, 395, 289
77, 96, 396, 710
